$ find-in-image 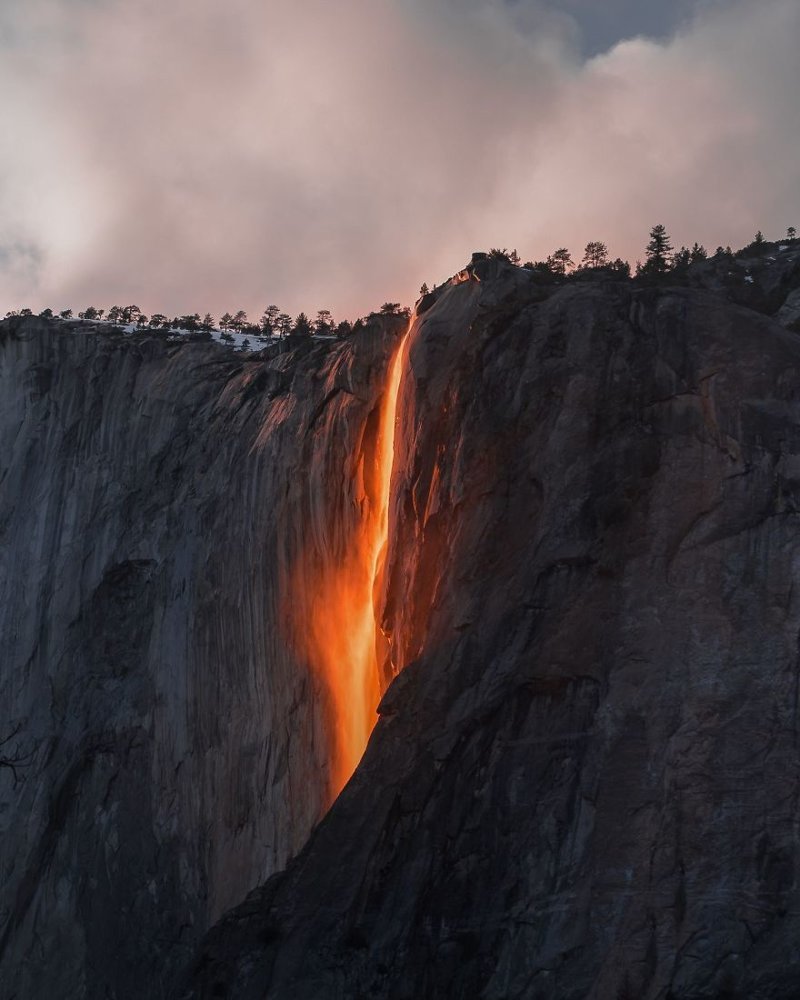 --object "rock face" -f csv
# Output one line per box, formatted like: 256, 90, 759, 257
181, 263, 800, 999
0, 316, 404, 999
